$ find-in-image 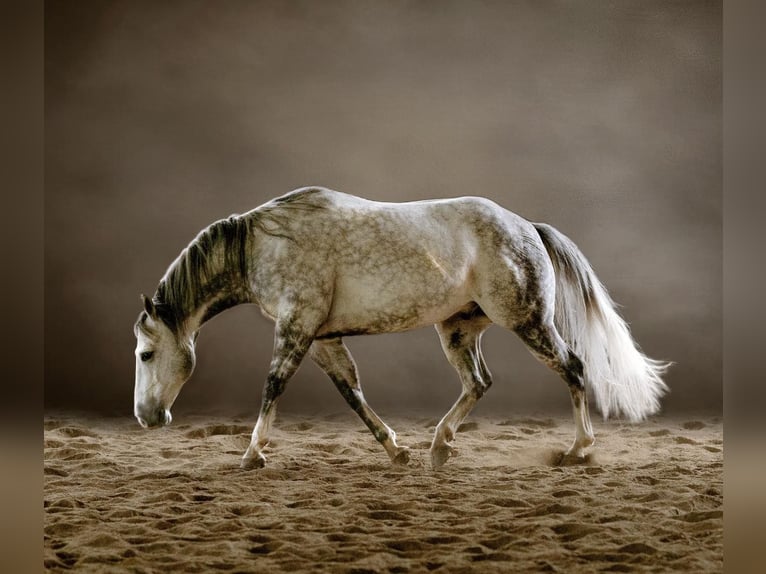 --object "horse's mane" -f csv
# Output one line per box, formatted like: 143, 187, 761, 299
148, 188, 329, 332
149, 215, 253, 331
